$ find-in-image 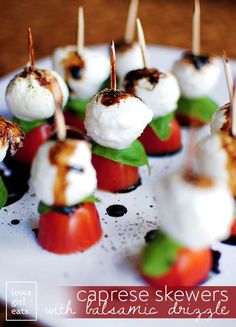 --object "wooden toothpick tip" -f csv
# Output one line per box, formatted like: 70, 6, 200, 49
77, 6, 84, 56
51, 82, 66, 141
184, 128, 197, 175
222, 50, 233, 103
124, 0, 139, 44
110, 40, 117, 90
192, 0, 201, 56
136, 18, 148, 68
232, 79, 236, 137
28, 27, 35, 70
